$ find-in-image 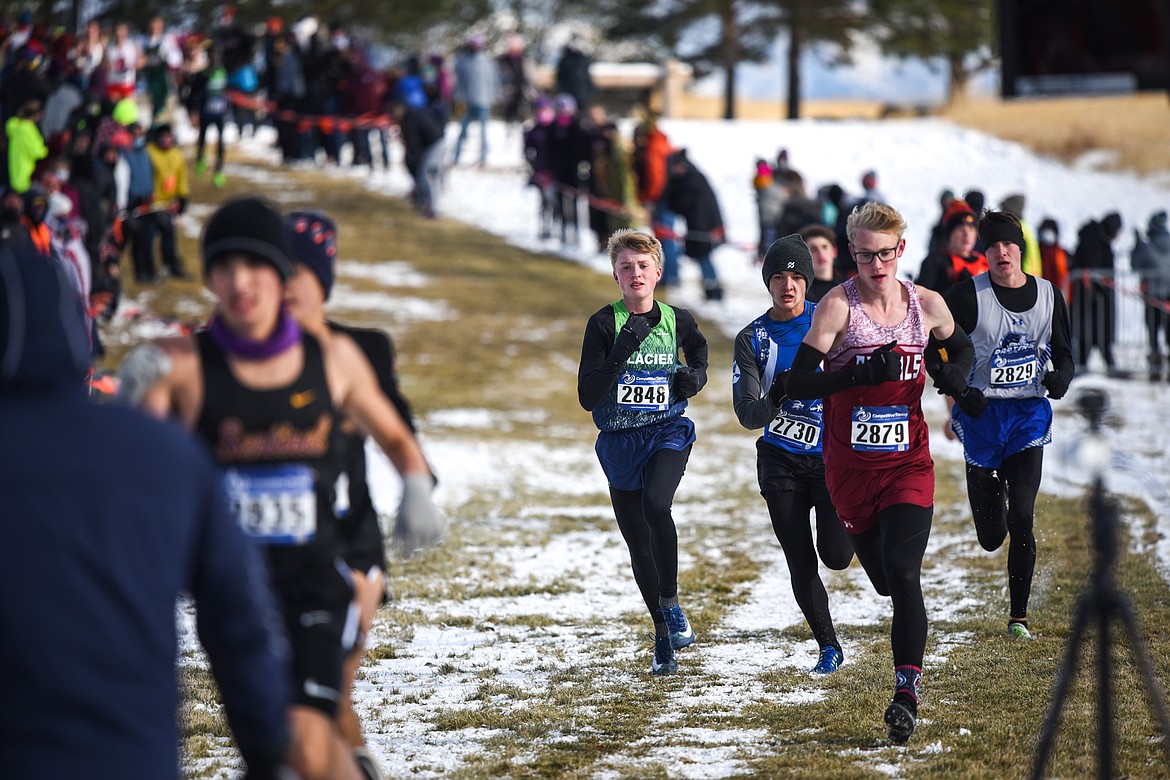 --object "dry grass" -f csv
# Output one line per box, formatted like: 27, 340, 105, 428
162, 153, 1170, 778
940, 93, 1170, 174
